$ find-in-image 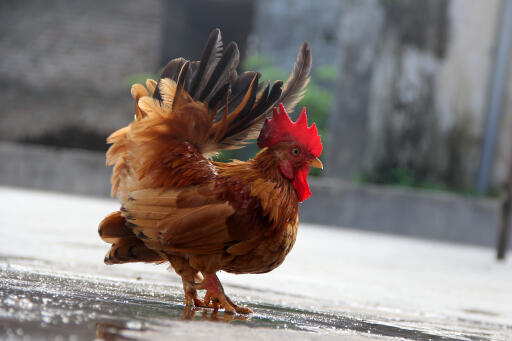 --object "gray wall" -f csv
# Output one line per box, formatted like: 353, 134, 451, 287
327, 0, 512, 192
0, 0, 162, 146
0, 0, 162, 95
